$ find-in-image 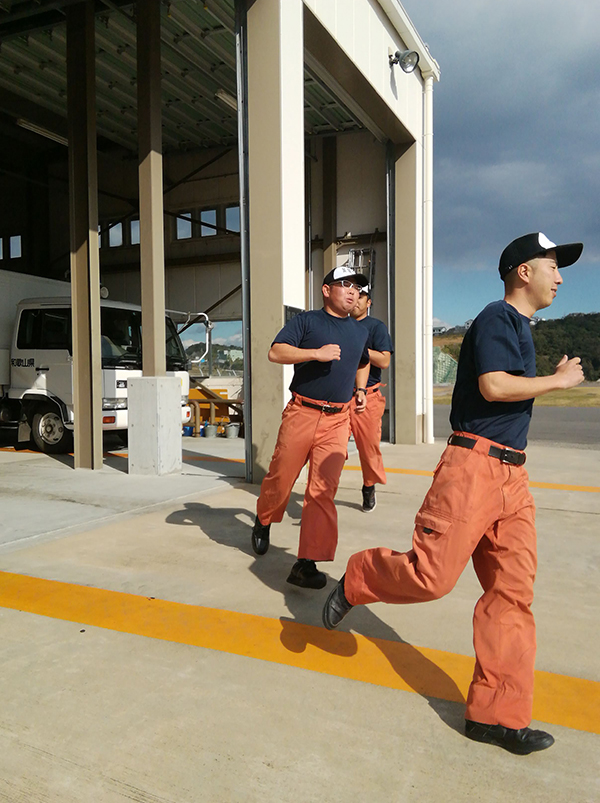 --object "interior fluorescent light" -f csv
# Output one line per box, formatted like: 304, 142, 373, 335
214, 88, 238, 112
16, 118, 68, 146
